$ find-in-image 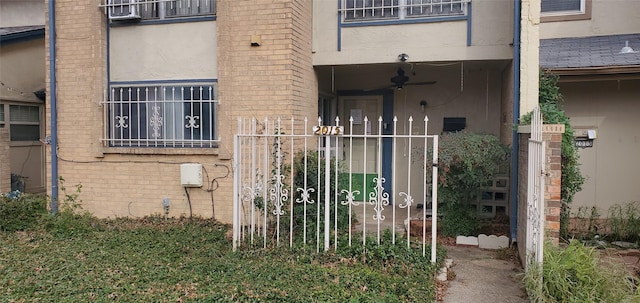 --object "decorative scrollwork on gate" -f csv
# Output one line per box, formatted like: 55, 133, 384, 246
528, 192, 542, 265
398, 192, 413, 209
296, 187, 316, 204
340, 189, 361, 206
368, 177, 389, 221
270, 174, 288, 216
